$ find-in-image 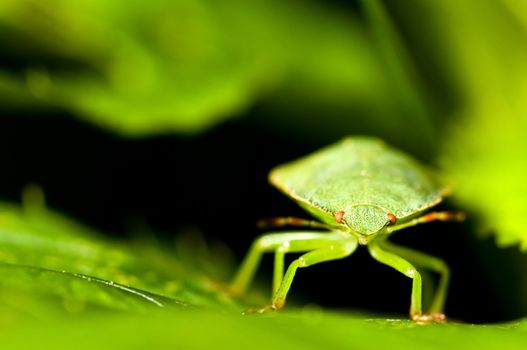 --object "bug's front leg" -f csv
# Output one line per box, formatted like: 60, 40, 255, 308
367, 242, 426, 321
270, 237, 358, 310
230, 231, 345, 296
380, 240, 449, 318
